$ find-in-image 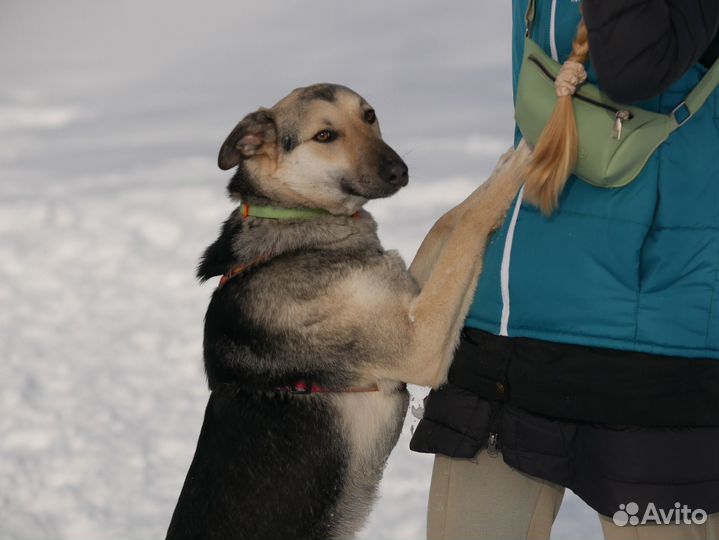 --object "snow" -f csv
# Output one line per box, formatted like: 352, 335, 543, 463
1, 1, 602, 538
